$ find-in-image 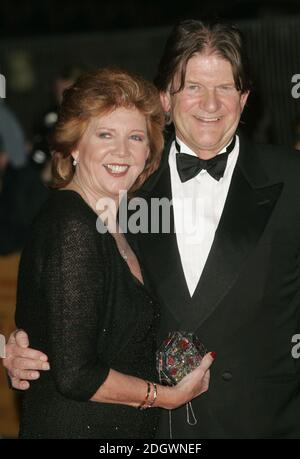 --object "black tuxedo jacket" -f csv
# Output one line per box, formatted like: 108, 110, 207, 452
129, 134, 300, 438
